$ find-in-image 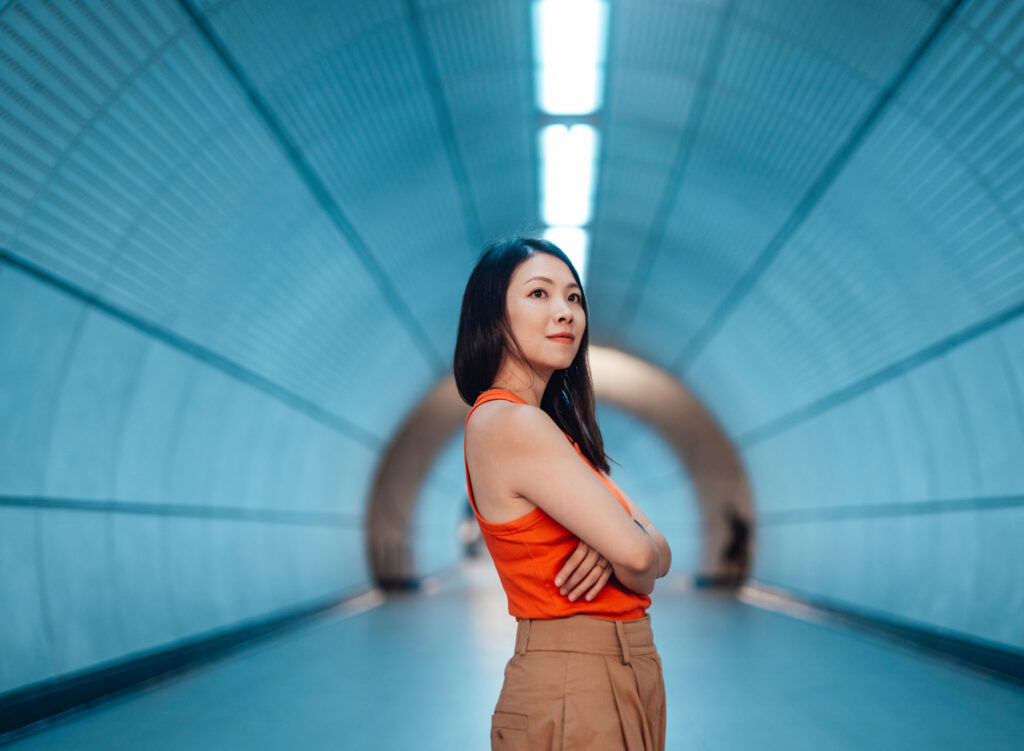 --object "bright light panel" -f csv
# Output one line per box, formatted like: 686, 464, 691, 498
533, 0, 608, 114
544, 226, 589, 285
541, 124, 598, 226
